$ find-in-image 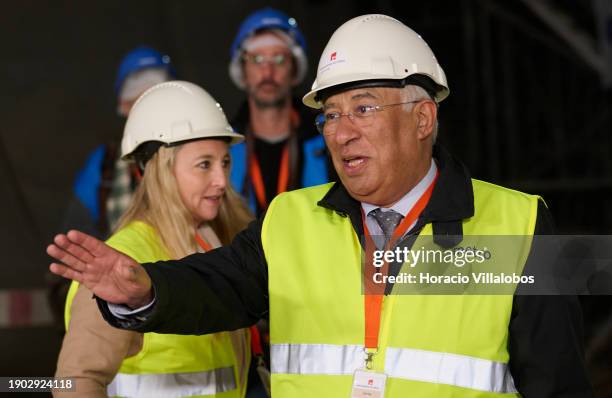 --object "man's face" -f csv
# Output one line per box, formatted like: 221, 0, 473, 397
242, 32, 294, 108
322, 87, 434, 206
